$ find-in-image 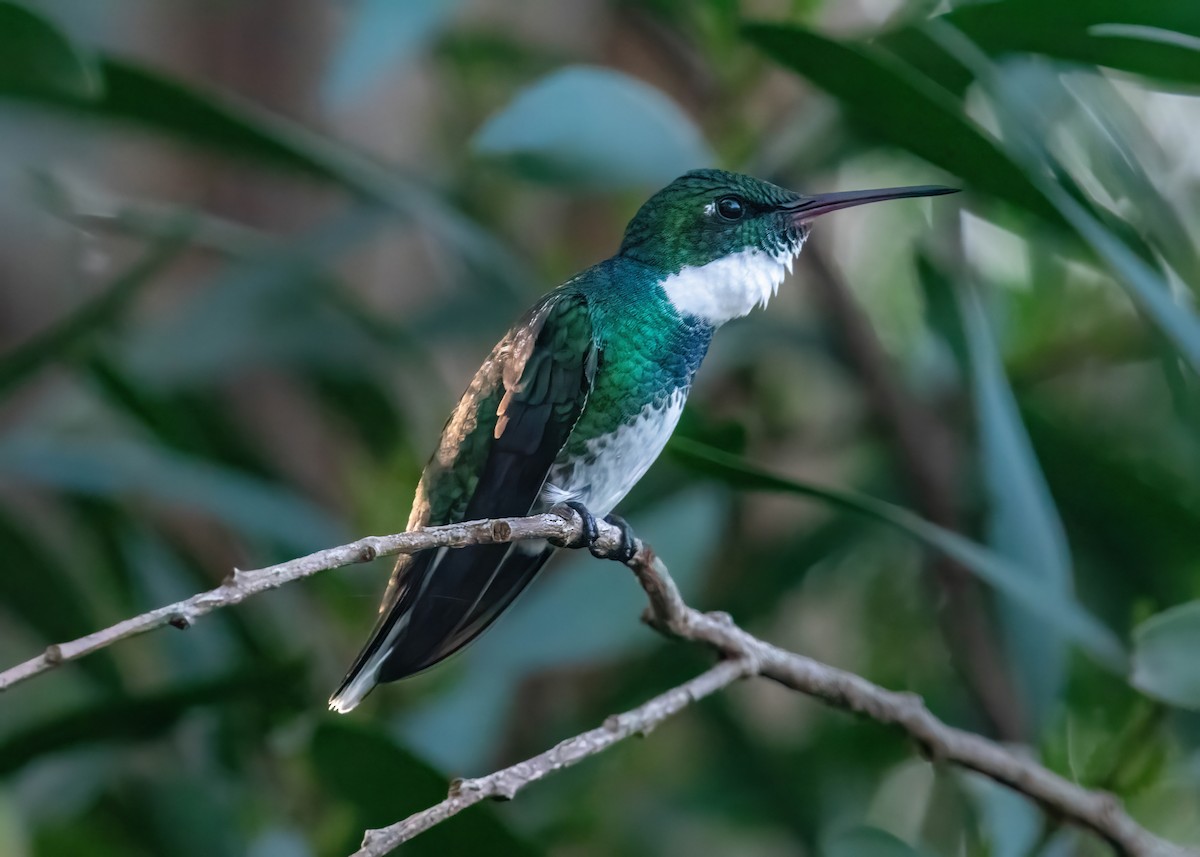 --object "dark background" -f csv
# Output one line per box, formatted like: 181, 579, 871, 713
2, 1, 1200, 855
